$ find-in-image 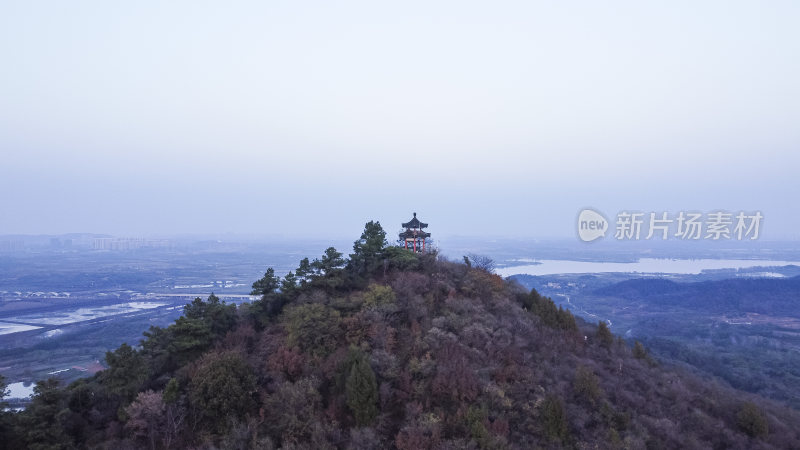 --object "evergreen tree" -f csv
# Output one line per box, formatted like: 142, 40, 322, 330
310, 247, 347, 292
346, 356, 379, 426
541, 394, 569, 443
251, 268, 280, 297
101, 343, 148, 402
295, 258, 312, 286
0, 374, 17, 449
163, 378, 180, 405
574, 366, 601, 405
169, 297, 233, 366
251, 268, 286, 322
349, 221, 387, 277
189, 352, 256, 433
281, 271, 299, 299
20, 378, 70, 450
596, 321, 614, 349
314, 247, 346, 274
